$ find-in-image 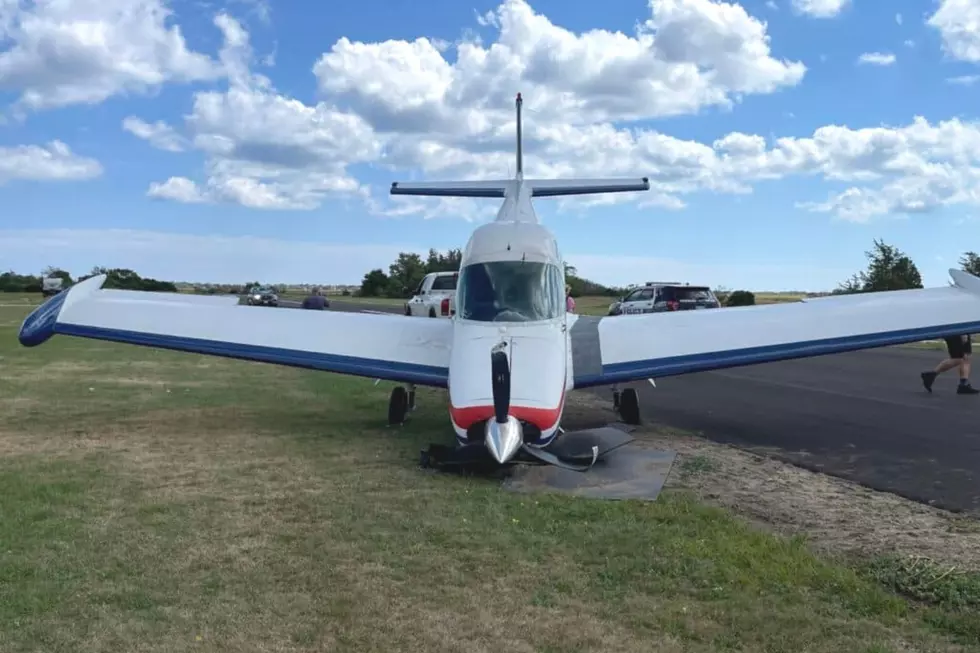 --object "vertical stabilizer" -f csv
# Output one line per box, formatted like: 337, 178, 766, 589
515, 93, 524, 179
389, 92, 650, 199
